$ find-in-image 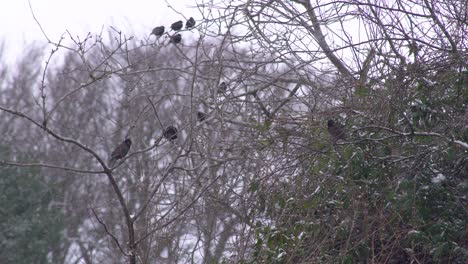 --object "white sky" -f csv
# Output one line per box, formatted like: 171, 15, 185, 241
0, 0, 197, 63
